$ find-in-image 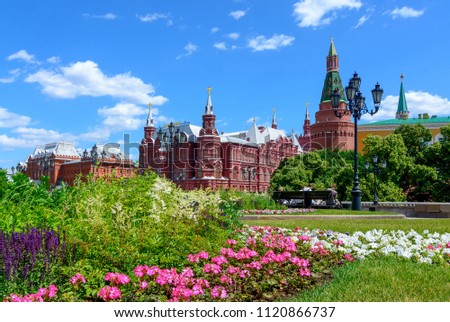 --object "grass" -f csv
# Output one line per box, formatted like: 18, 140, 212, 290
241, 218, 450, 234
290, 256, 450, 302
